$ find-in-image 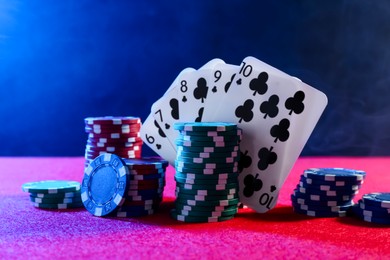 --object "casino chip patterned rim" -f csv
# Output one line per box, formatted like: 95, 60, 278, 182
22, 180, 81, 194
174, 122, 238, 132
362, 193, 390, 208
81, 153, 129, 217
170, 209, 235, 223
84, 116, 141, 125
303, 168, 366, 181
